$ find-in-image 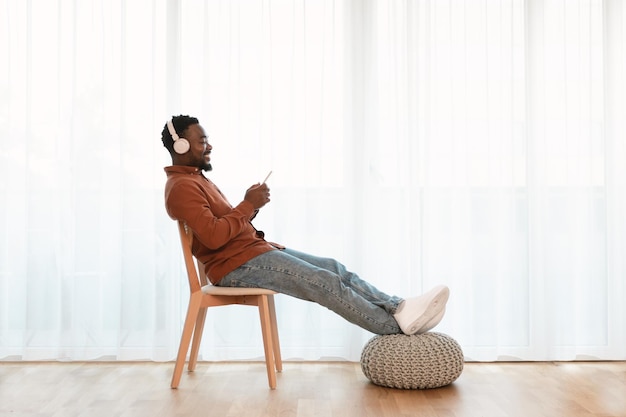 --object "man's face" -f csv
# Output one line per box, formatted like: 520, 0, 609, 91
181, 124, 212, 171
